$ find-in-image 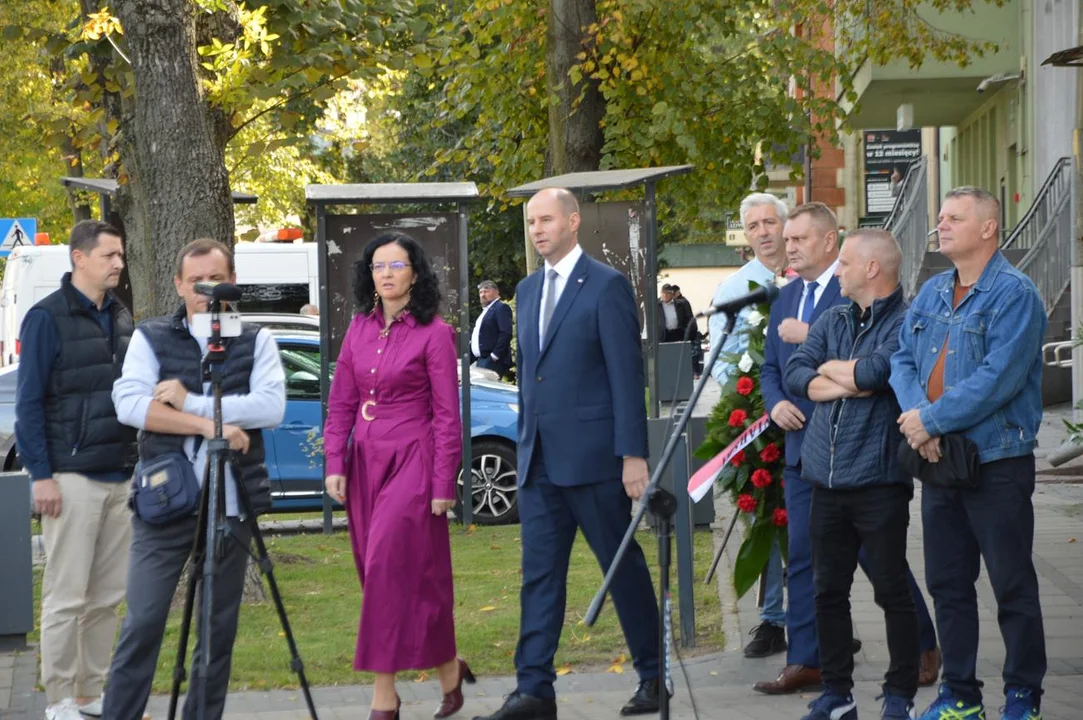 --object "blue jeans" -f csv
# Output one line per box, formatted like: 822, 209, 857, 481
923, 454, 1045, 705
760, 542, 785, 626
